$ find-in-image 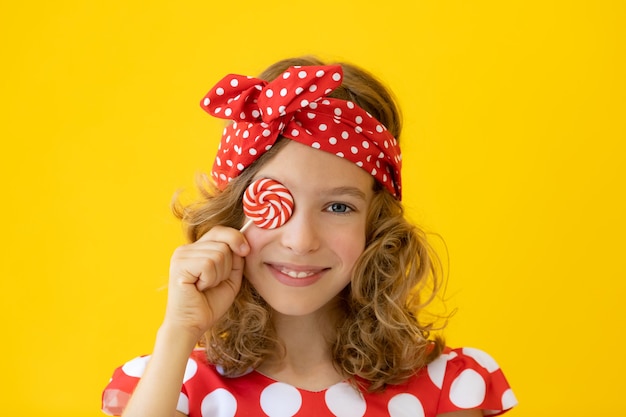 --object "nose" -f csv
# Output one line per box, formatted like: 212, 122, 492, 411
279, 206, 320, 255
